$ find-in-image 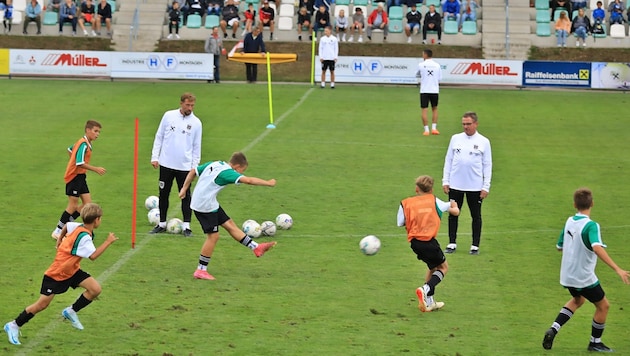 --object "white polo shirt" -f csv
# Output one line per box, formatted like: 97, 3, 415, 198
442, 131, 492, 192
151, 108, 202, 171
319, 34, 339, 61
417, 58, 442, 94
